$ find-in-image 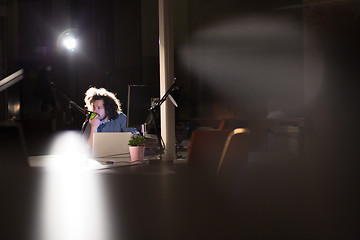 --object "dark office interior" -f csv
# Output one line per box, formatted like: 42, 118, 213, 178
1, 0, 360, 239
